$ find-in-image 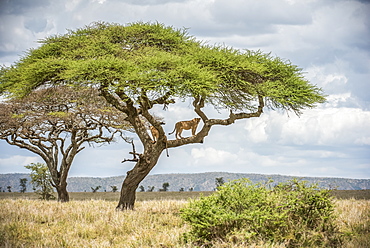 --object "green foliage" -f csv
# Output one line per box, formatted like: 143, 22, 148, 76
161, 182, 170, 192
139, 185, 145, 192
91, 186, 101, 193
24, 163, 55, 200
46, 111, 69, 118
0, 22, 325, 115
215, 177, 225, 190
180, 179, 343, 247
110, 185, 118, 192
19, 178, 27, 193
